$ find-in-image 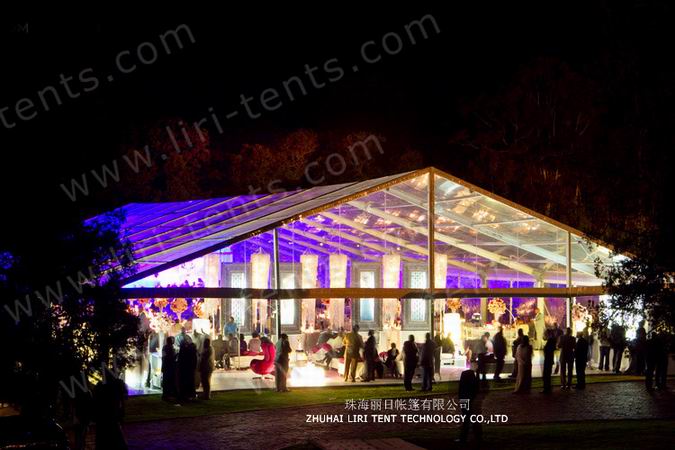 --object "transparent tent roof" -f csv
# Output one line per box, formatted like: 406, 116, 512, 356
90, 168, 616, 285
